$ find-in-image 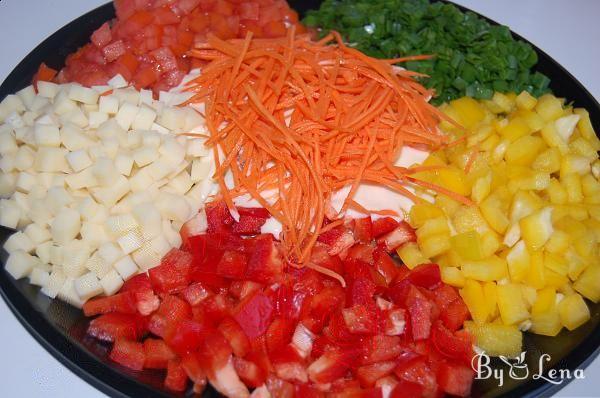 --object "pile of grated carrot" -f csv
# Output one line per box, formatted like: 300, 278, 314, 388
184, 29, 467, 265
